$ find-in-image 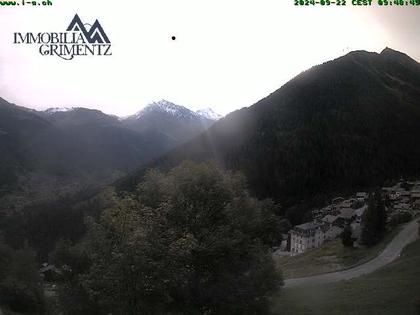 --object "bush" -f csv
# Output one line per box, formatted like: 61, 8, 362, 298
389, 212, 413, 228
